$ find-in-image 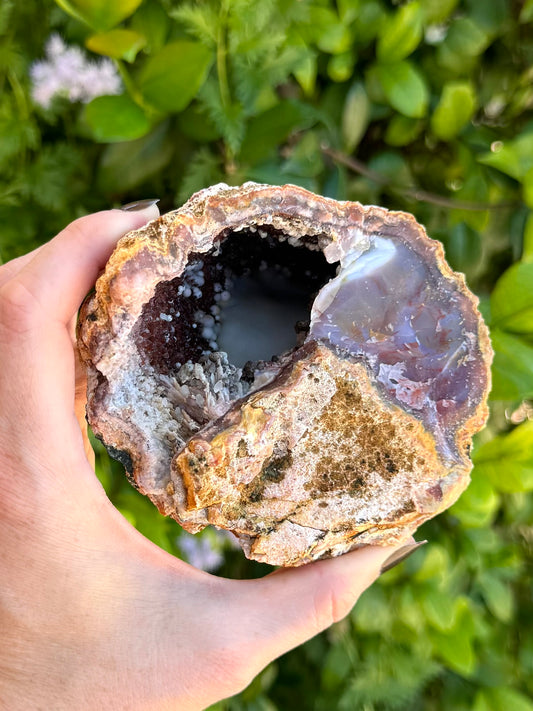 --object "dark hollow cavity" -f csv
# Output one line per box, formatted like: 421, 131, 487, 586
134, 228, 336, 375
